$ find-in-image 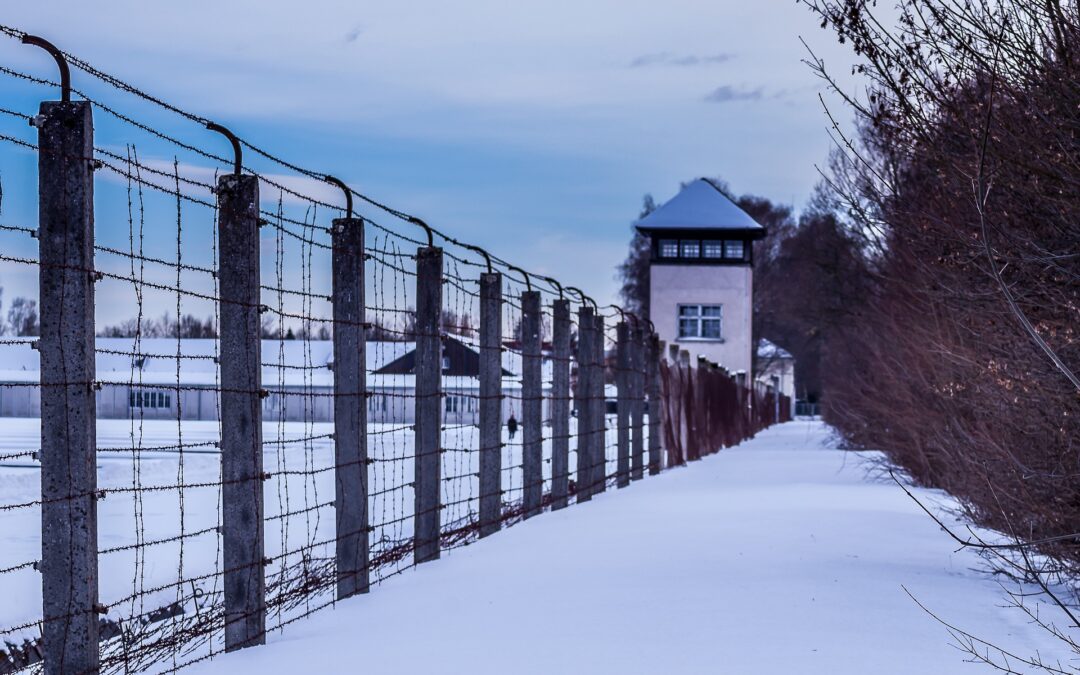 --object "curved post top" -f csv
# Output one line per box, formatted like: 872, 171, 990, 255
21, 35, 70, 103
206, 122, 243, 176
